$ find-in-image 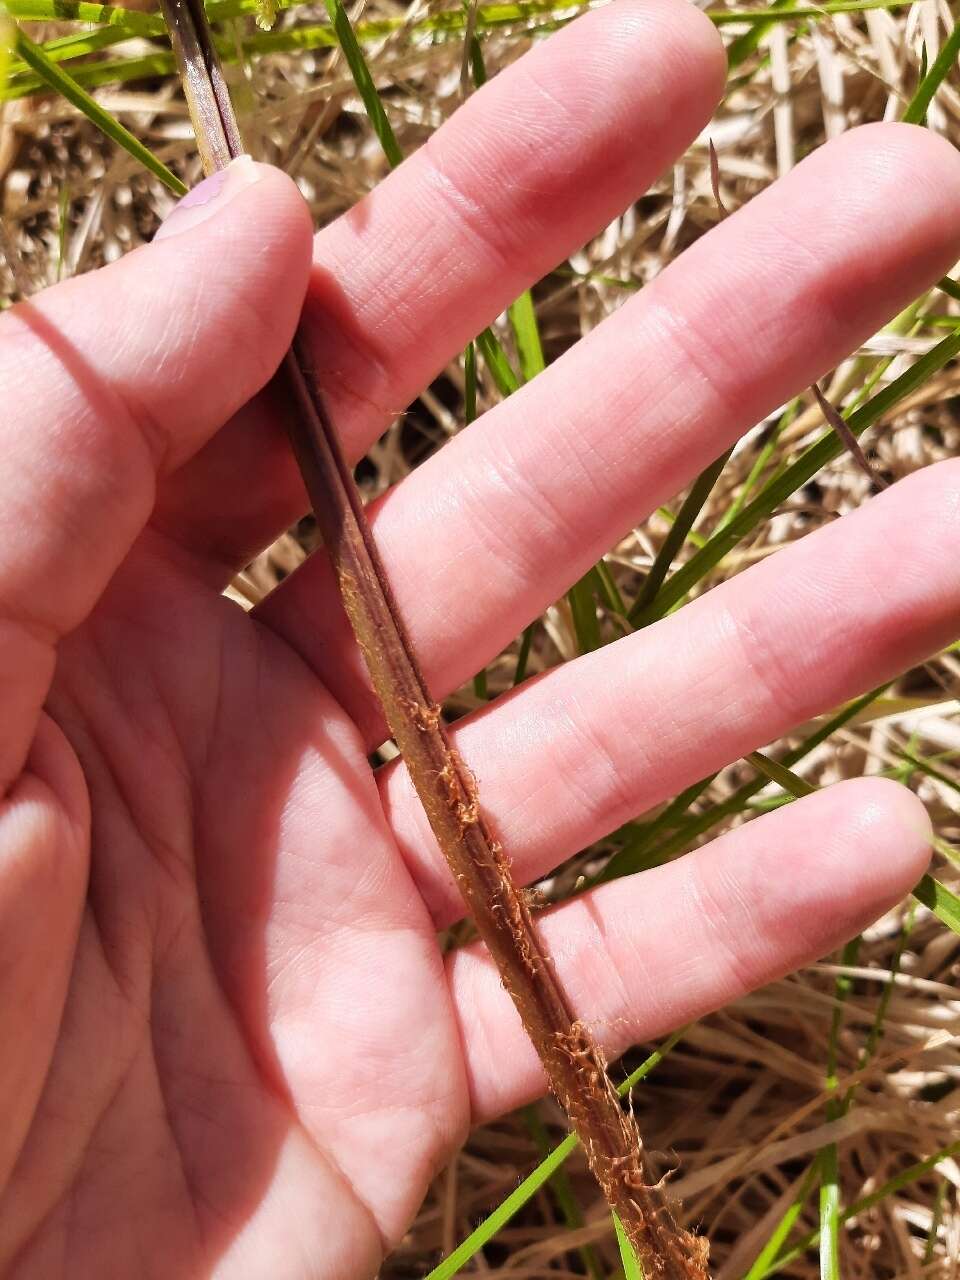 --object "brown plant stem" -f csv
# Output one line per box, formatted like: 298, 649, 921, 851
158, 1, 709, 1272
